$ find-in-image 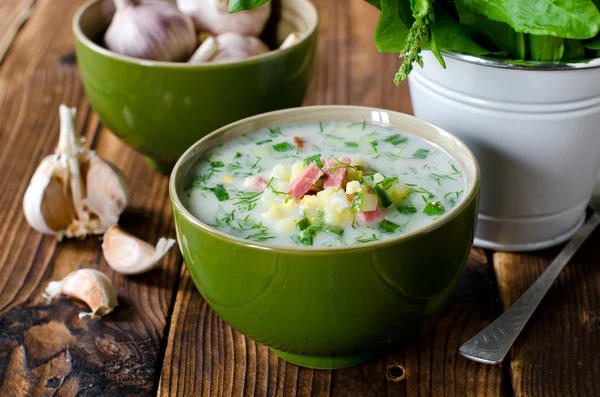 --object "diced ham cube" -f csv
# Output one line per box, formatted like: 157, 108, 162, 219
356, 206, 384, 226
244, 176, 267, 191
323, 157, 351, 189
286, 163, 324, 201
